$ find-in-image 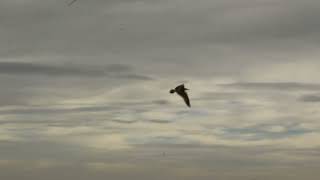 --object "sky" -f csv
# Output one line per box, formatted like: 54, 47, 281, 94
1, 0, 320, 179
